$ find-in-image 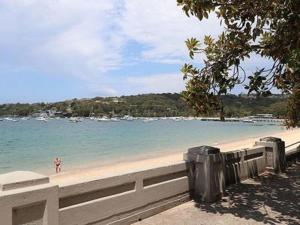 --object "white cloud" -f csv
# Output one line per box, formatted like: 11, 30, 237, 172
86, 82, 119, 97
120, 0, 222, 63
126, 73, 185, 94
0, 0, 124, 81
0, 0, 224, 97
